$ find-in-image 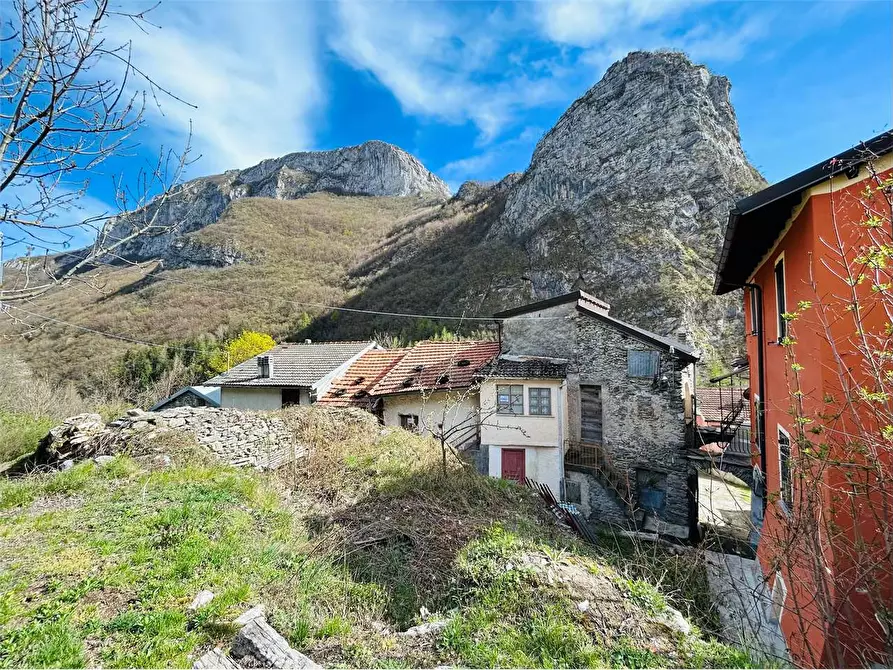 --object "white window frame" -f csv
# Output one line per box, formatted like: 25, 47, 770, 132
496, 384, 524, 415
774, 253, 787, 341
528, 387, 552, 416
777, 424, 793, 514
749, 286, 760, 336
